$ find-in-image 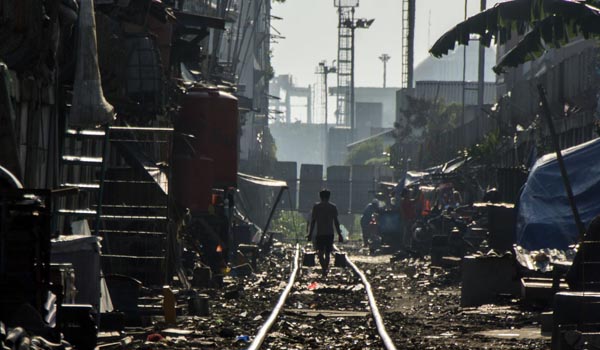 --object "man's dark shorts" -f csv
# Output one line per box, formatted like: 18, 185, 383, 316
315, 235, 334, 253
